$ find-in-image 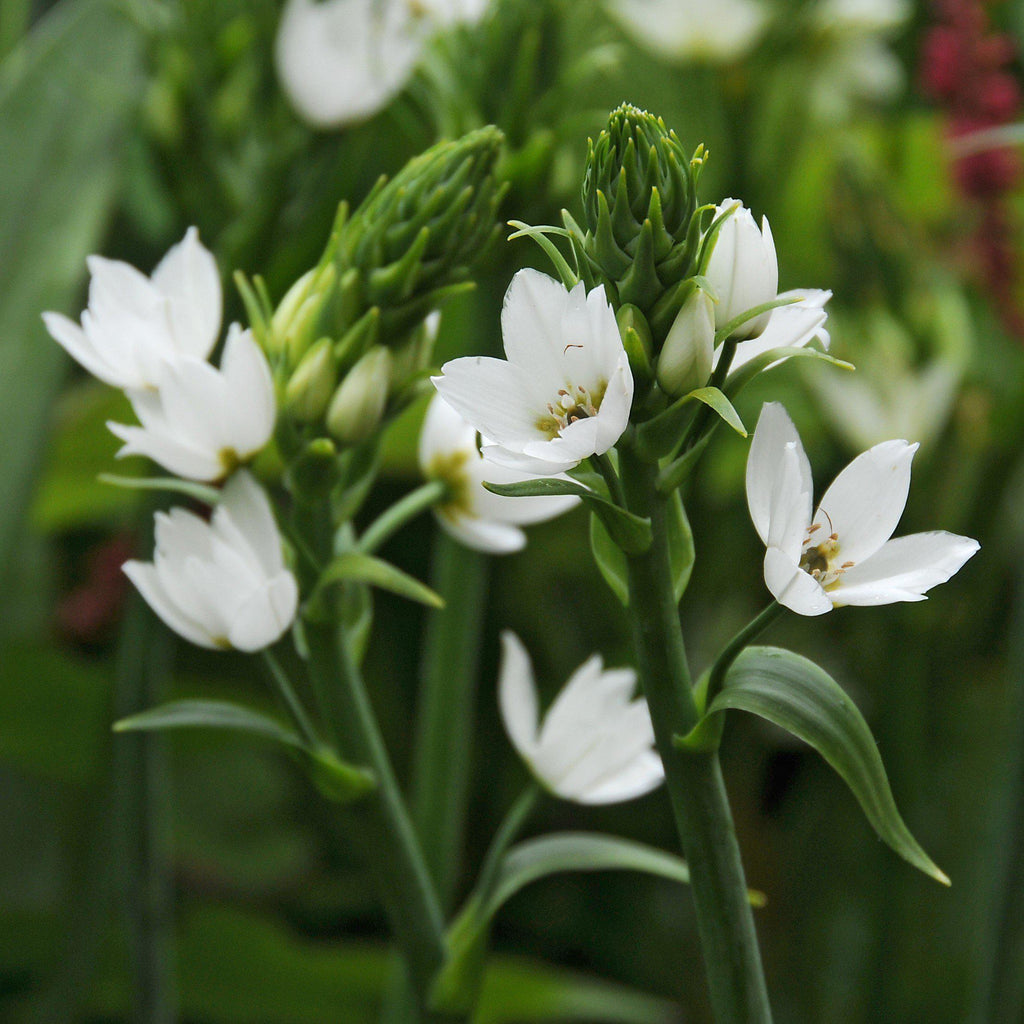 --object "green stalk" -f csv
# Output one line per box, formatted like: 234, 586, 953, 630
411, 533, 490, 910
703, 602, 784, 708
618, 442, 773, 1023
359, 479, 449, 555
